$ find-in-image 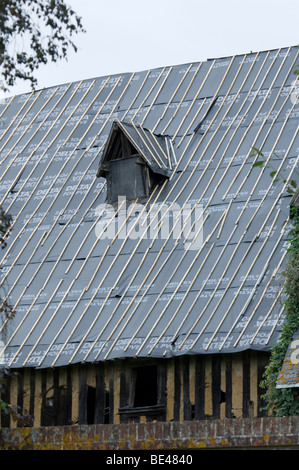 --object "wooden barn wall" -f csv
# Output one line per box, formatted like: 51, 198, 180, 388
0, 352, 269, 428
